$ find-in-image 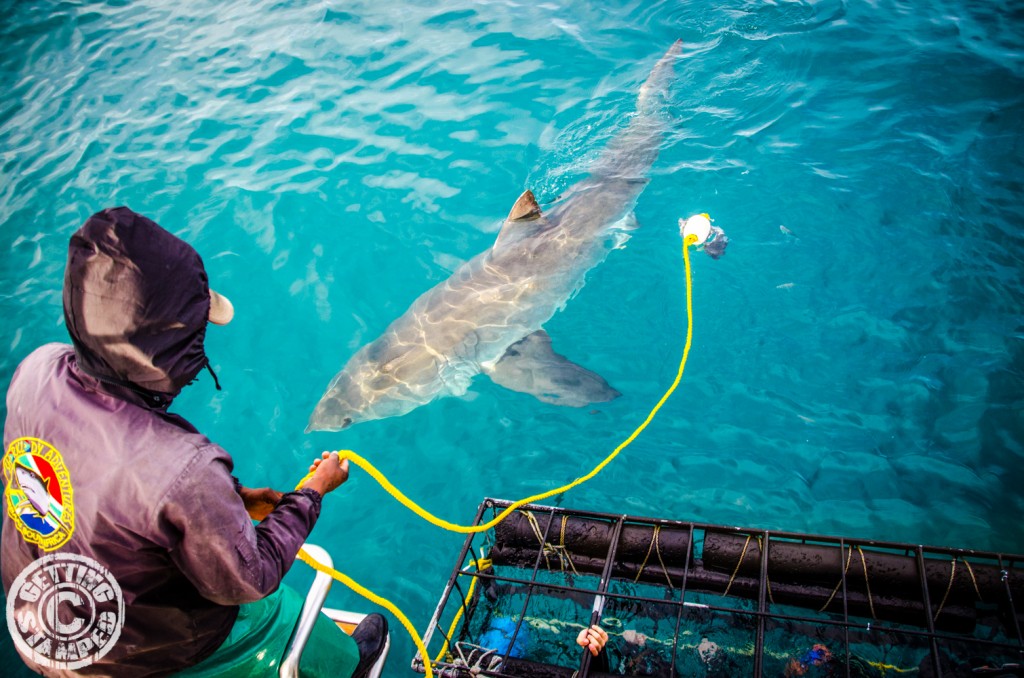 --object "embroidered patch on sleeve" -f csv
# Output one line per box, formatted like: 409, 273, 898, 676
3, 437, 75, 551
